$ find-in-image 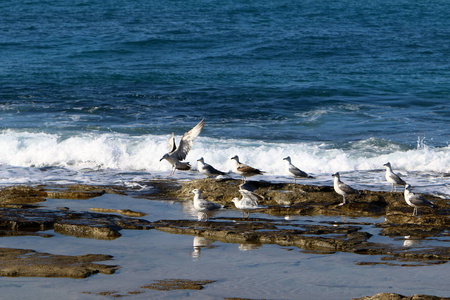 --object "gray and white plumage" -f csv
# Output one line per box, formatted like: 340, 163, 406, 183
283, 156, 312, 183
160, 119, 205, 176
232, 189, 265, 210
383, 162, 407, 192
192, 189, 223, 212
230, 155, 265, 181
404, 184, 434, 216
197, 157, 226, 178
332, 172, 358, 206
